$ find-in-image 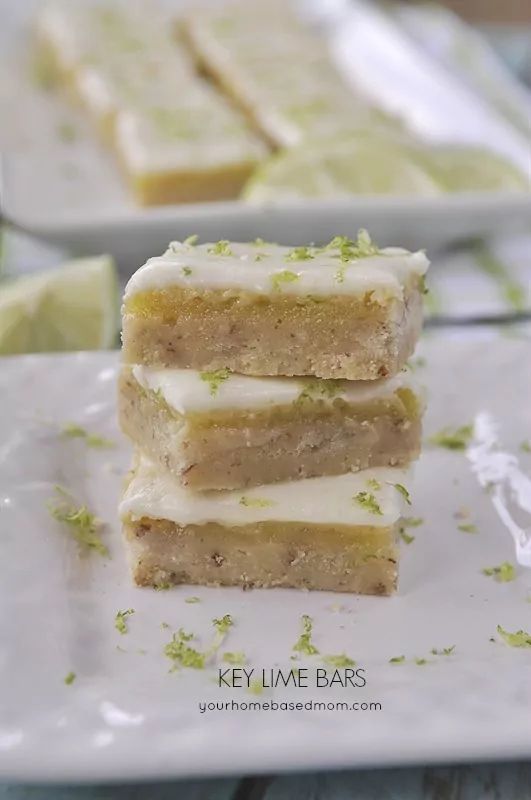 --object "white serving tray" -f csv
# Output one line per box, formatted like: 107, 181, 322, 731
1, 331, 531, 783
